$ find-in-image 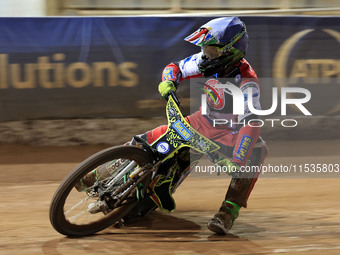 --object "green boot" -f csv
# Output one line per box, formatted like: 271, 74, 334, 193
207, 200, 240, 235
